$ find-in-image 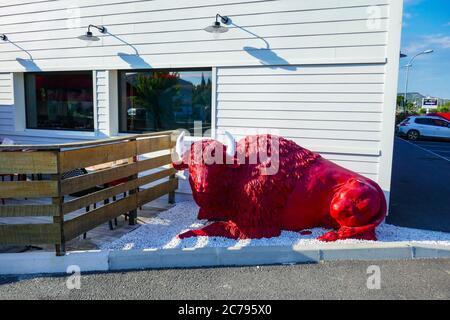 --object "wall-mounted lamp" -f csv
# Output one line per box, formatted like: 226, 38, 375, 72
0, 34, 7, 41
204, 14, 230, 33
78, 24, 107, 41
